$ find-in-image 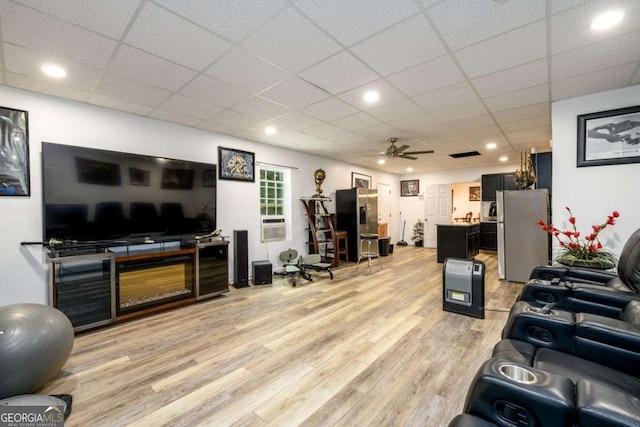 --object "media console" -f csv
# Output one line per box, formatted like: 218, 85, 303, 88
46, 238, 229, 332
